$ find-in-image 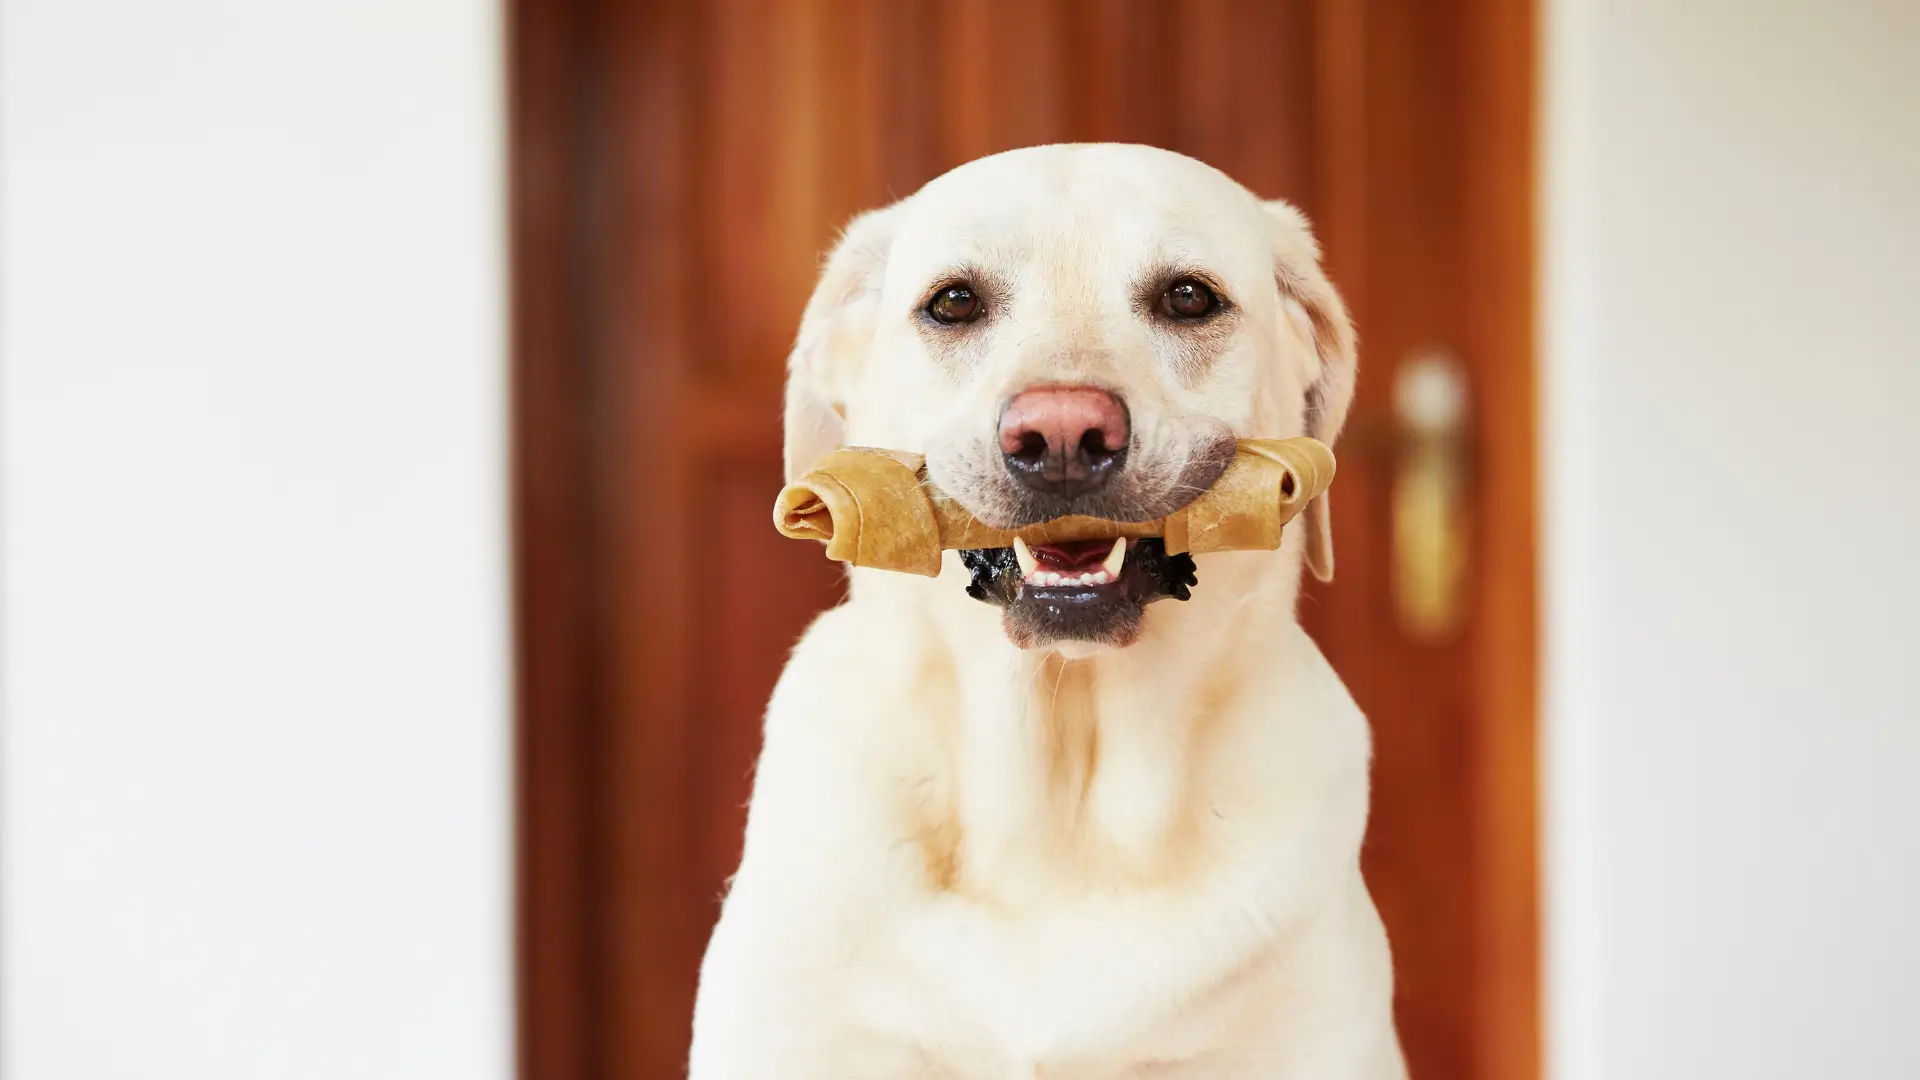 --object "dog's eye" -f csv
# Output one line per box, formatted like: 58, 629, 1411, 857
927, 285, 982, 325
1162, 278, 1219, 319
